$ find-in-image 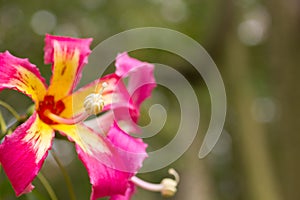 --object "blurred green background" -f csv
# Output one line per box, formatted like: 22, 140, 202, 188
0, 0, 300, 199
